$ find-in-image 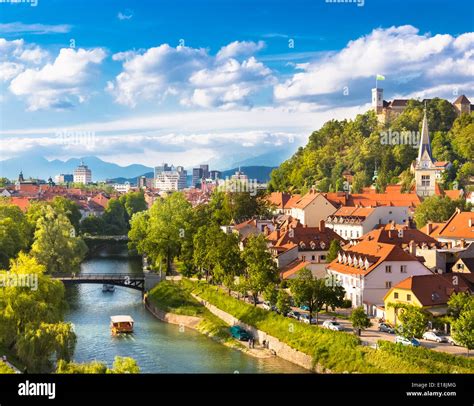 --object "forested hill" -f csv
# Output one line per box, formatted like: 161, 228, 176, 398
268, 98, 473, 195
